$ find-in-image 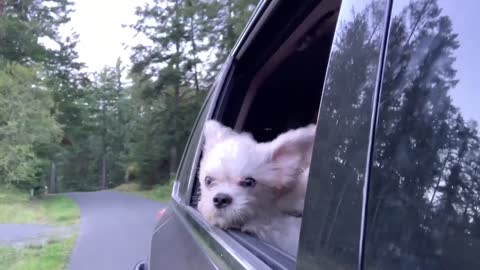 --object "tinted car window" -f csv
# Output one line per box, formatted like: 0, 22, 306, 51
296, 0, 390, 268
364, 0, 480, 269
